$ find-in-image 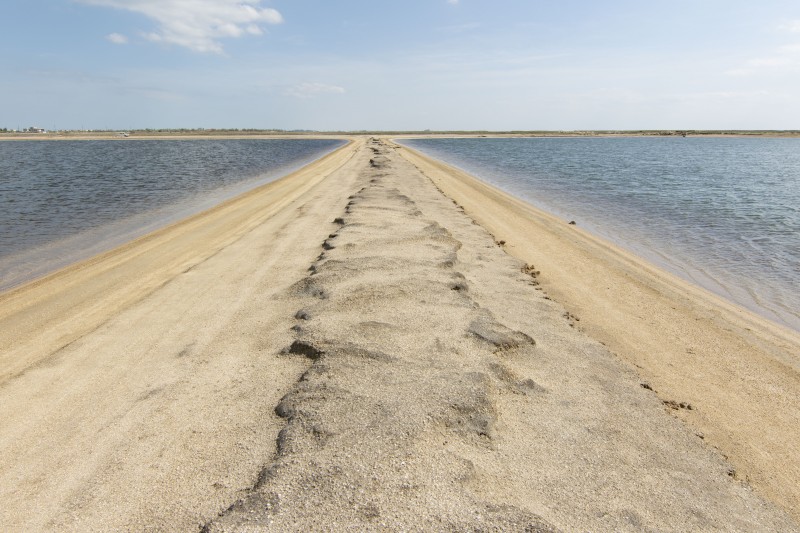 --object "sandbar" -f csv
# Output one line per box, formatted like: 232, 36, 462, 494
0, 137, 797, 531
